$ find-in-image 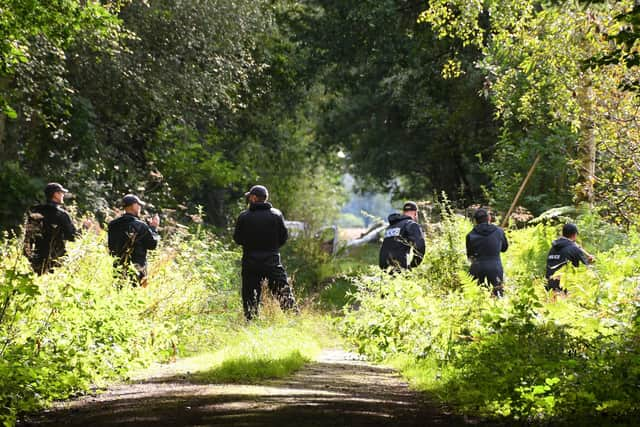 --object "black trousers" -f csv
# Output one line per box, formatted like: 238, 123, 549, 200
241, 254, 296, 320
545, 277, 566, 293
470, 260, 504, 296
113, 260, 147, 287
29, 256, 61, 276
